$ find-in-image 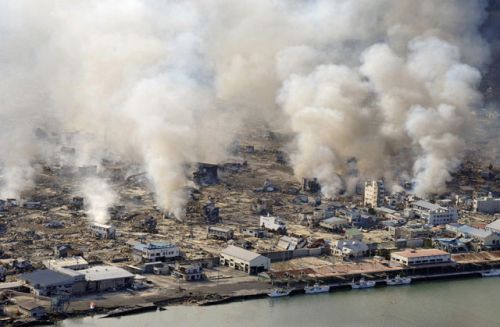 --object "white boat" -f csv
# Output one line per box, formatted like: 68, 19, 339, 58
268, 288, 292, 297
386, 275, 412, 286
351, 278, 376, 289
481, 269, 500, 277
304, 283, 330, 294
